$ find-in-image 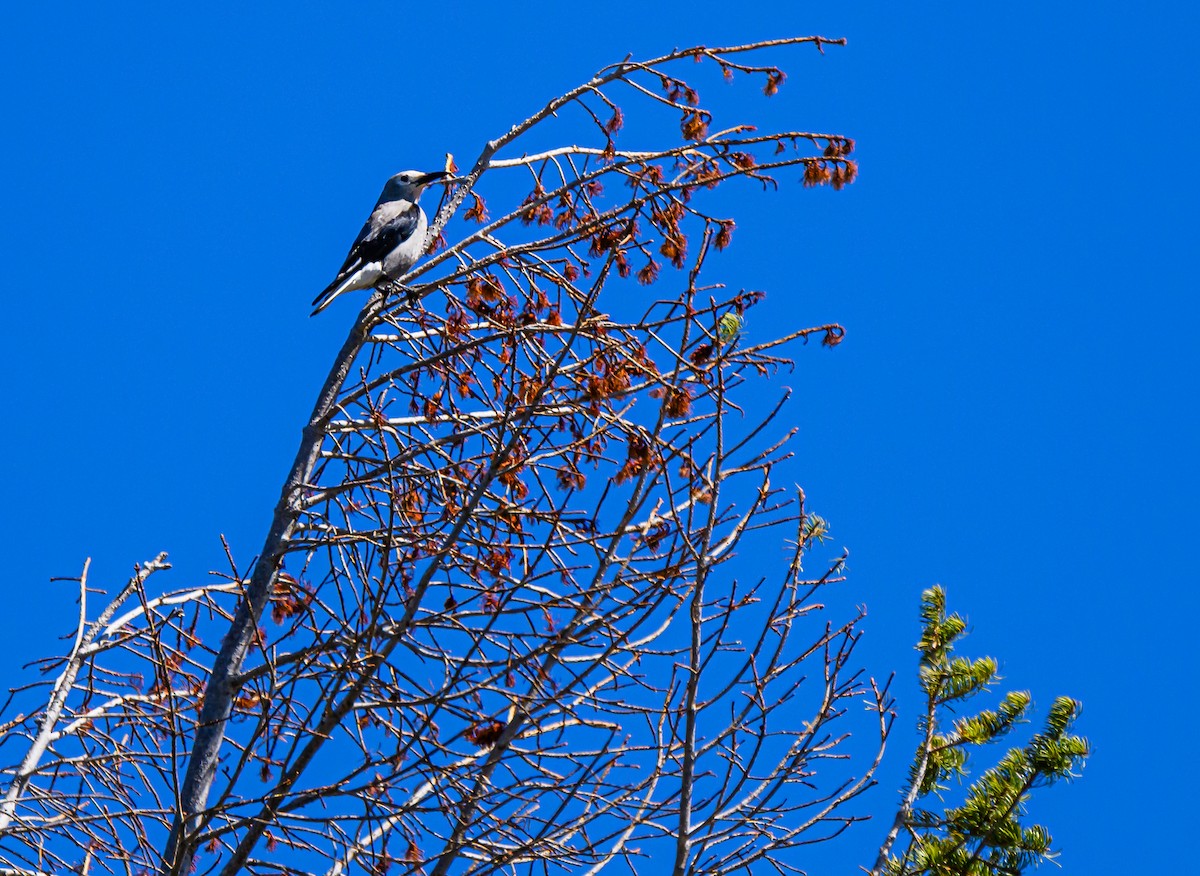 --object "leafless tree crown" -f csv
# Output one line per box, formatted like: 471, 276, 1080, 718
0, 37, 892, 876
